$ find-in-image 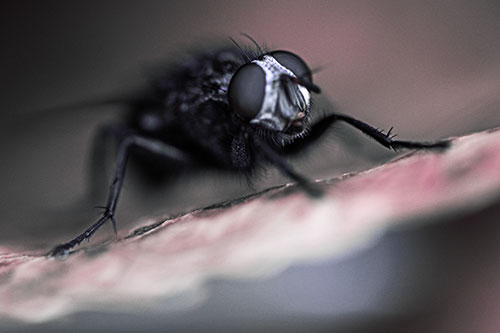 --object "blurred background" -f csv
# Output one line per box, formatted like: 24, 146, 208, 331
1, 0, 500, 331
